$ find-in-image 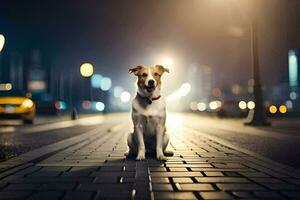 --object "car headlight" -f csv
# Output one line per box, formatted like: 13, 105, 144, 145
22, 99, 34, 108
